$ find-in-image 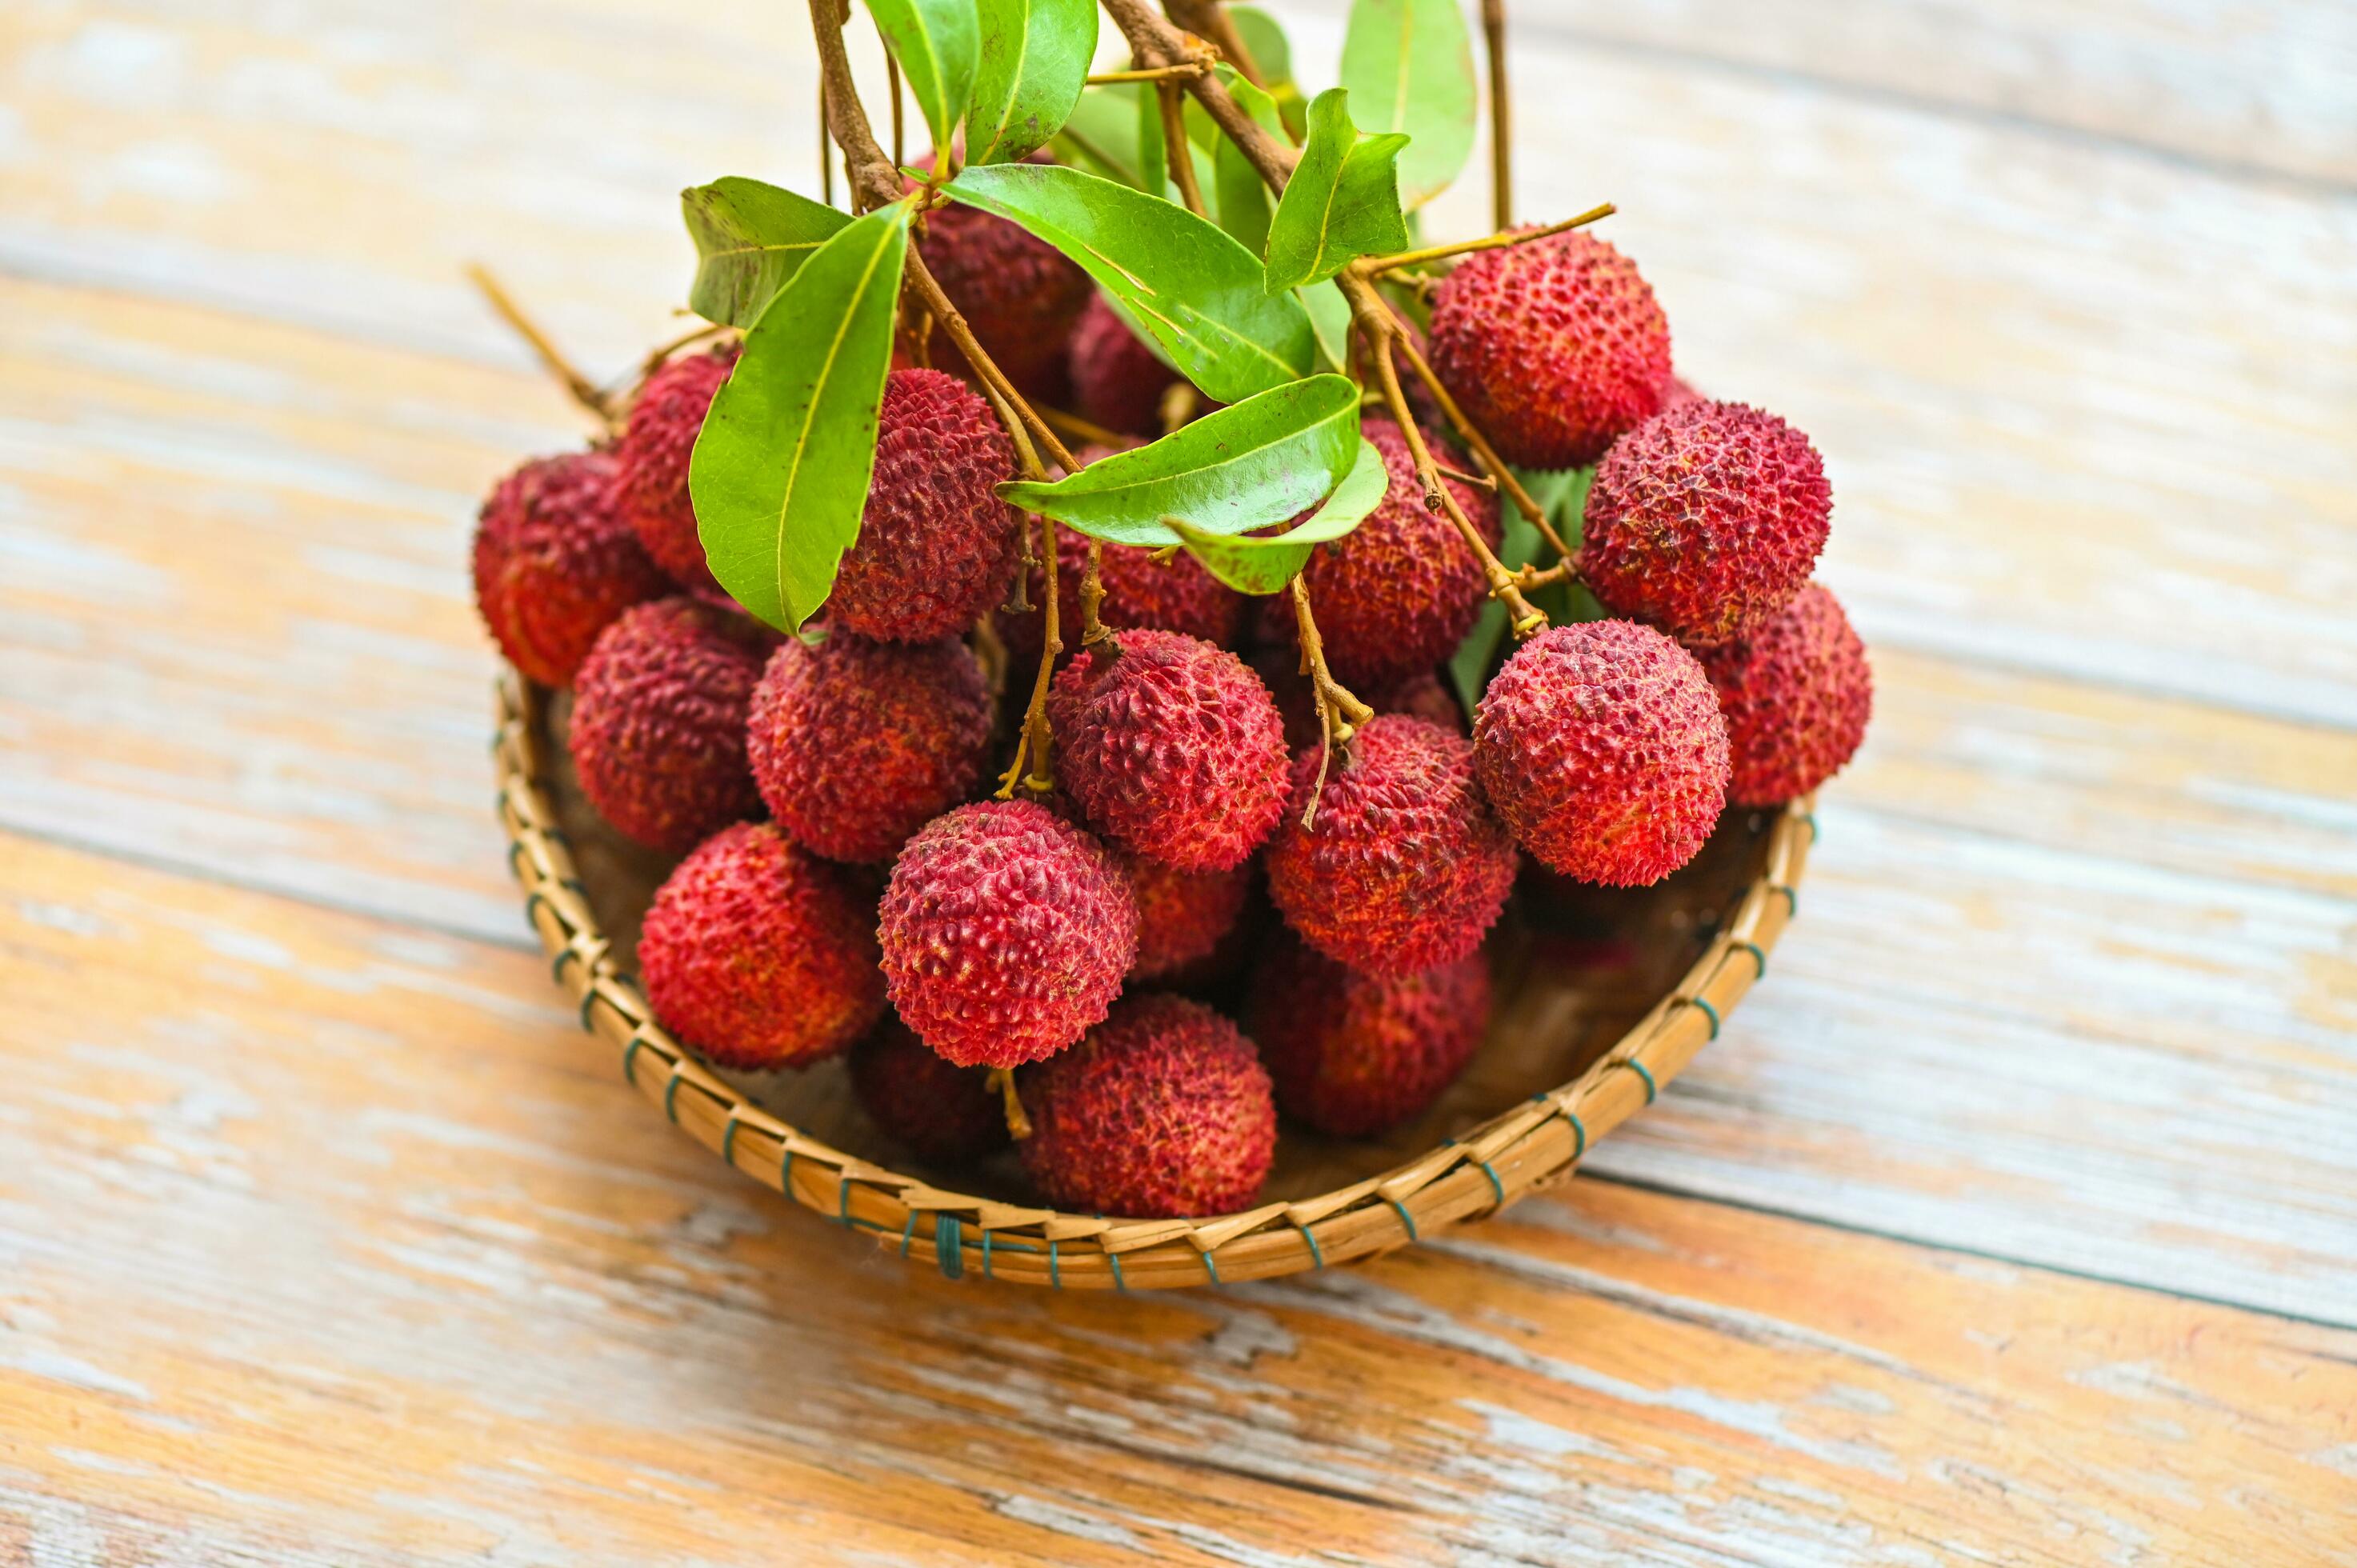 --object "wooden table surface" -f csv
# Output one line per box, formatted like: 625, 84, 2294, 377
3, 1, 2354, 1562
